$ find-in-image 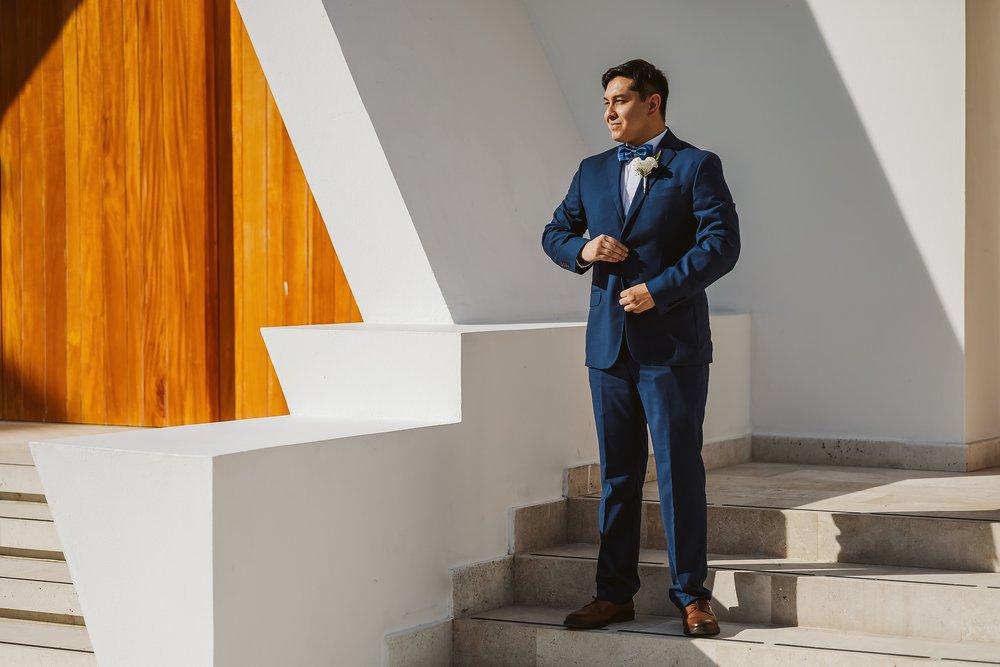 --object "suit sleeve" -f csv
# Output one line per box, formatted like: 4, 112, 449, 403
645, 151, 740, 313
541, 161, 593, 275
